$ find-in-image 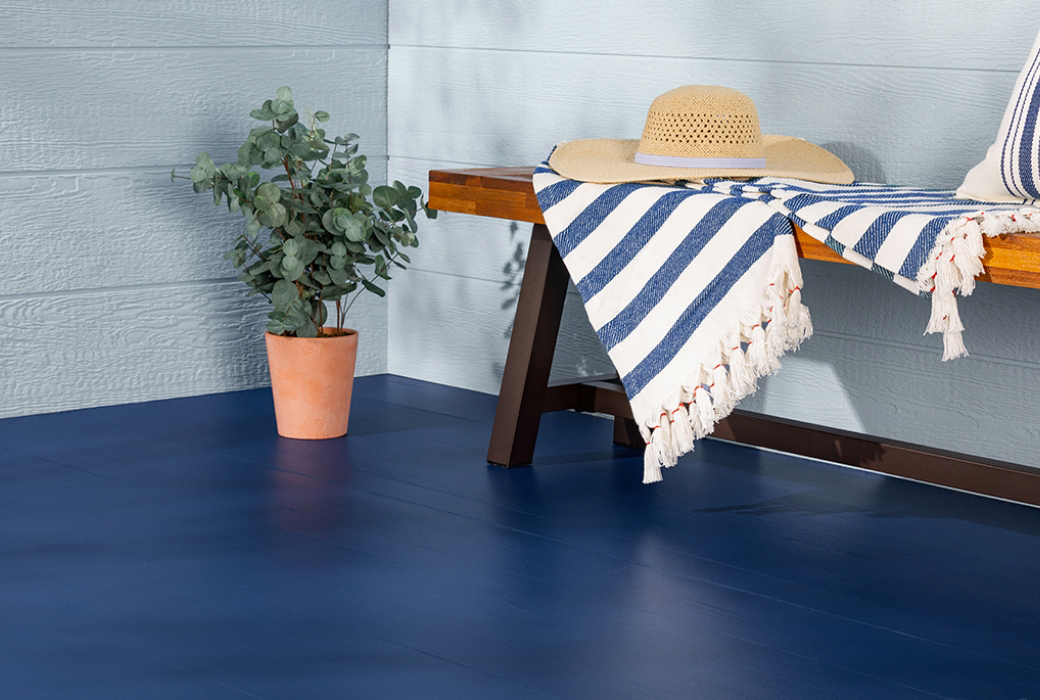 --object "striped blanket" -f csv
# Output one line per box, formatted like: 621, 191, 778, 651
533, 160, 1040, 483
